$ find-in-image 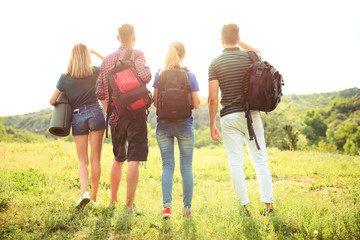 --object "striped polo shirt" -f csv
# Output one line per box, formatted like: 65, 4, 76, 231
208, 47, 260, 117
